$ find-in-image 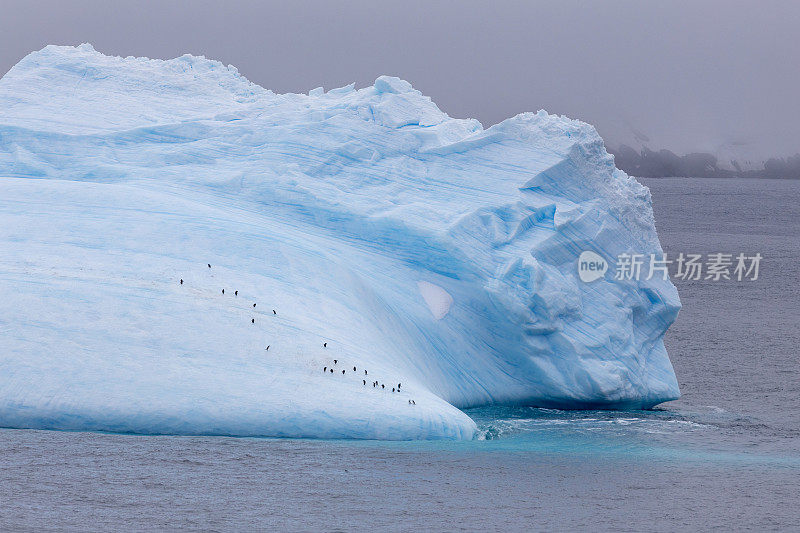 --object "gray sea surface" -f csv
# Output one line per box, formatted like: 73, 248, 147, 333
2, 177, 798, 532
